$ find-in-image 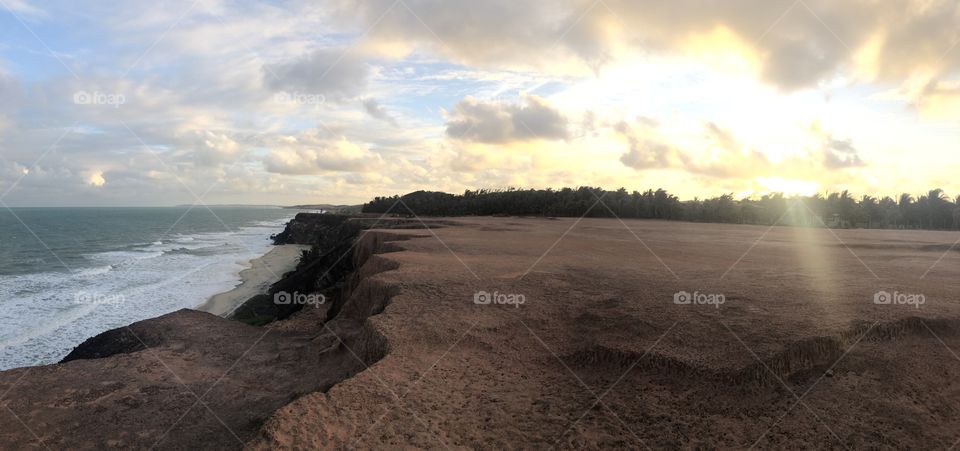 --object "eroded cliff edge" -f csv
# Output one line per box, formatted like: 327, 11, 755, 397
0, 214, 416, 449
